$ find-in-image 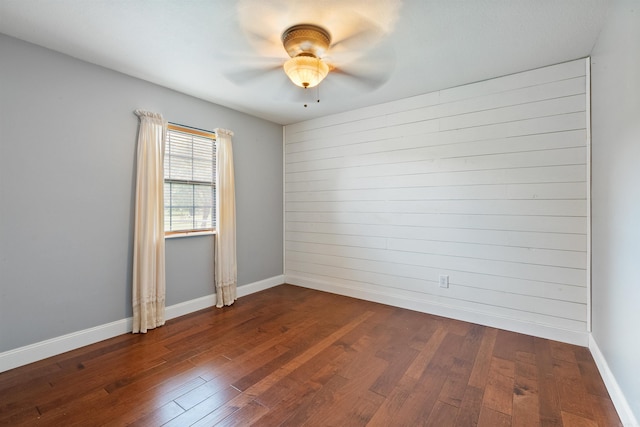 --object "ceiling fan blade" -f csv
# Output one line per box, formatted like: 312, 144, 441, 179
330, 26, 383, 54
325, 7, 391, 55
327, 42, 396, 90
224, 64, 282, 85
219, 51, 284, 86
240, 28, 285, 57
330, 67, 390, 90
271, 74, 318, 103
